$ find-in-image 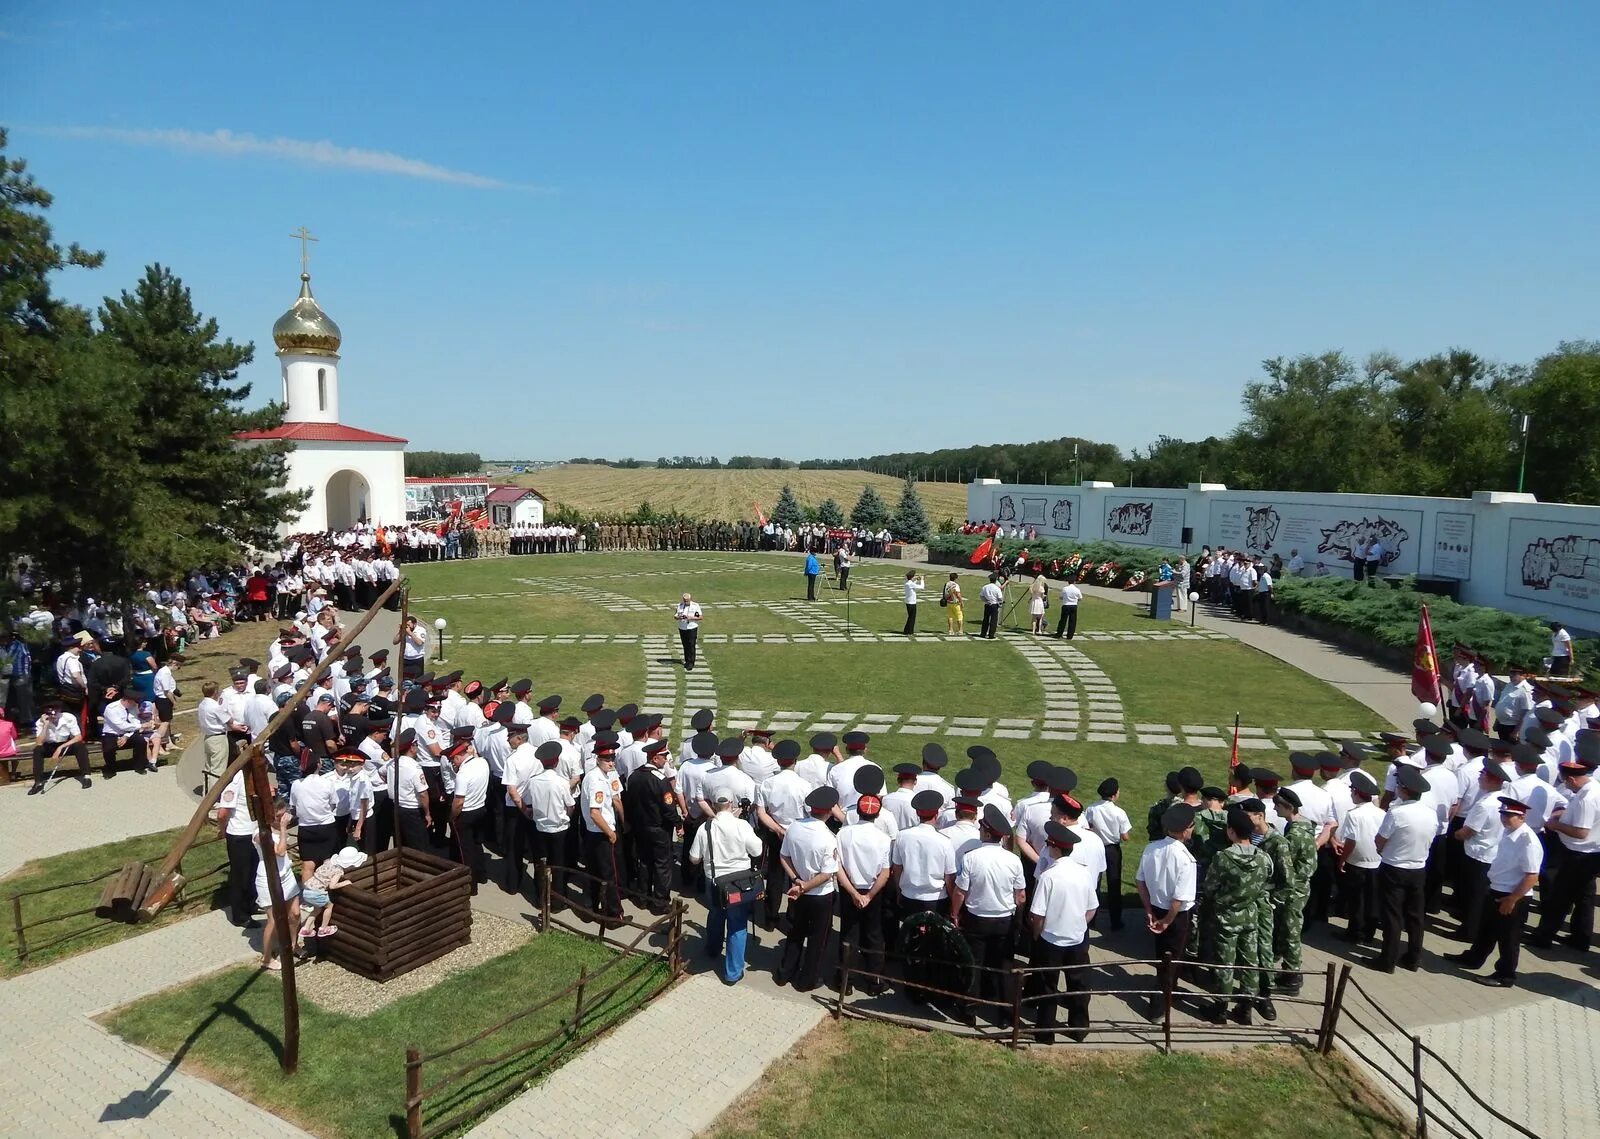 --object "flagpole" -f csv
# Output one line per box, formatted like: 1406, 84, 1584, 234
1228, 712, 1240, 787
